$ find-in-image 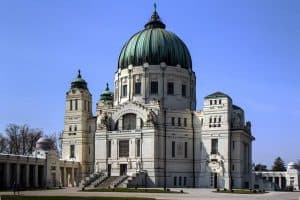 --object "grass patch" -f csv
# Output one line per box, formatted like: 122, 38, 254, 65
214, 189, 267, 194
83, 188, 181, 193
0, 195, 155, 200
